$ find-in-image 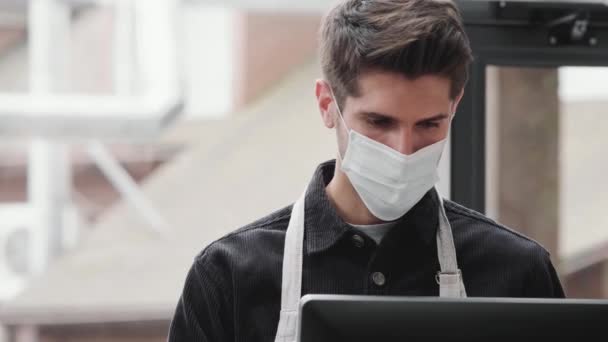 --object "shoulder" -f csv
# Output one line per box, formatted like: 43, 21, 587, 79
444, 200, 565, 297
444, 199, 552, 261
194, 205, 293, 269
